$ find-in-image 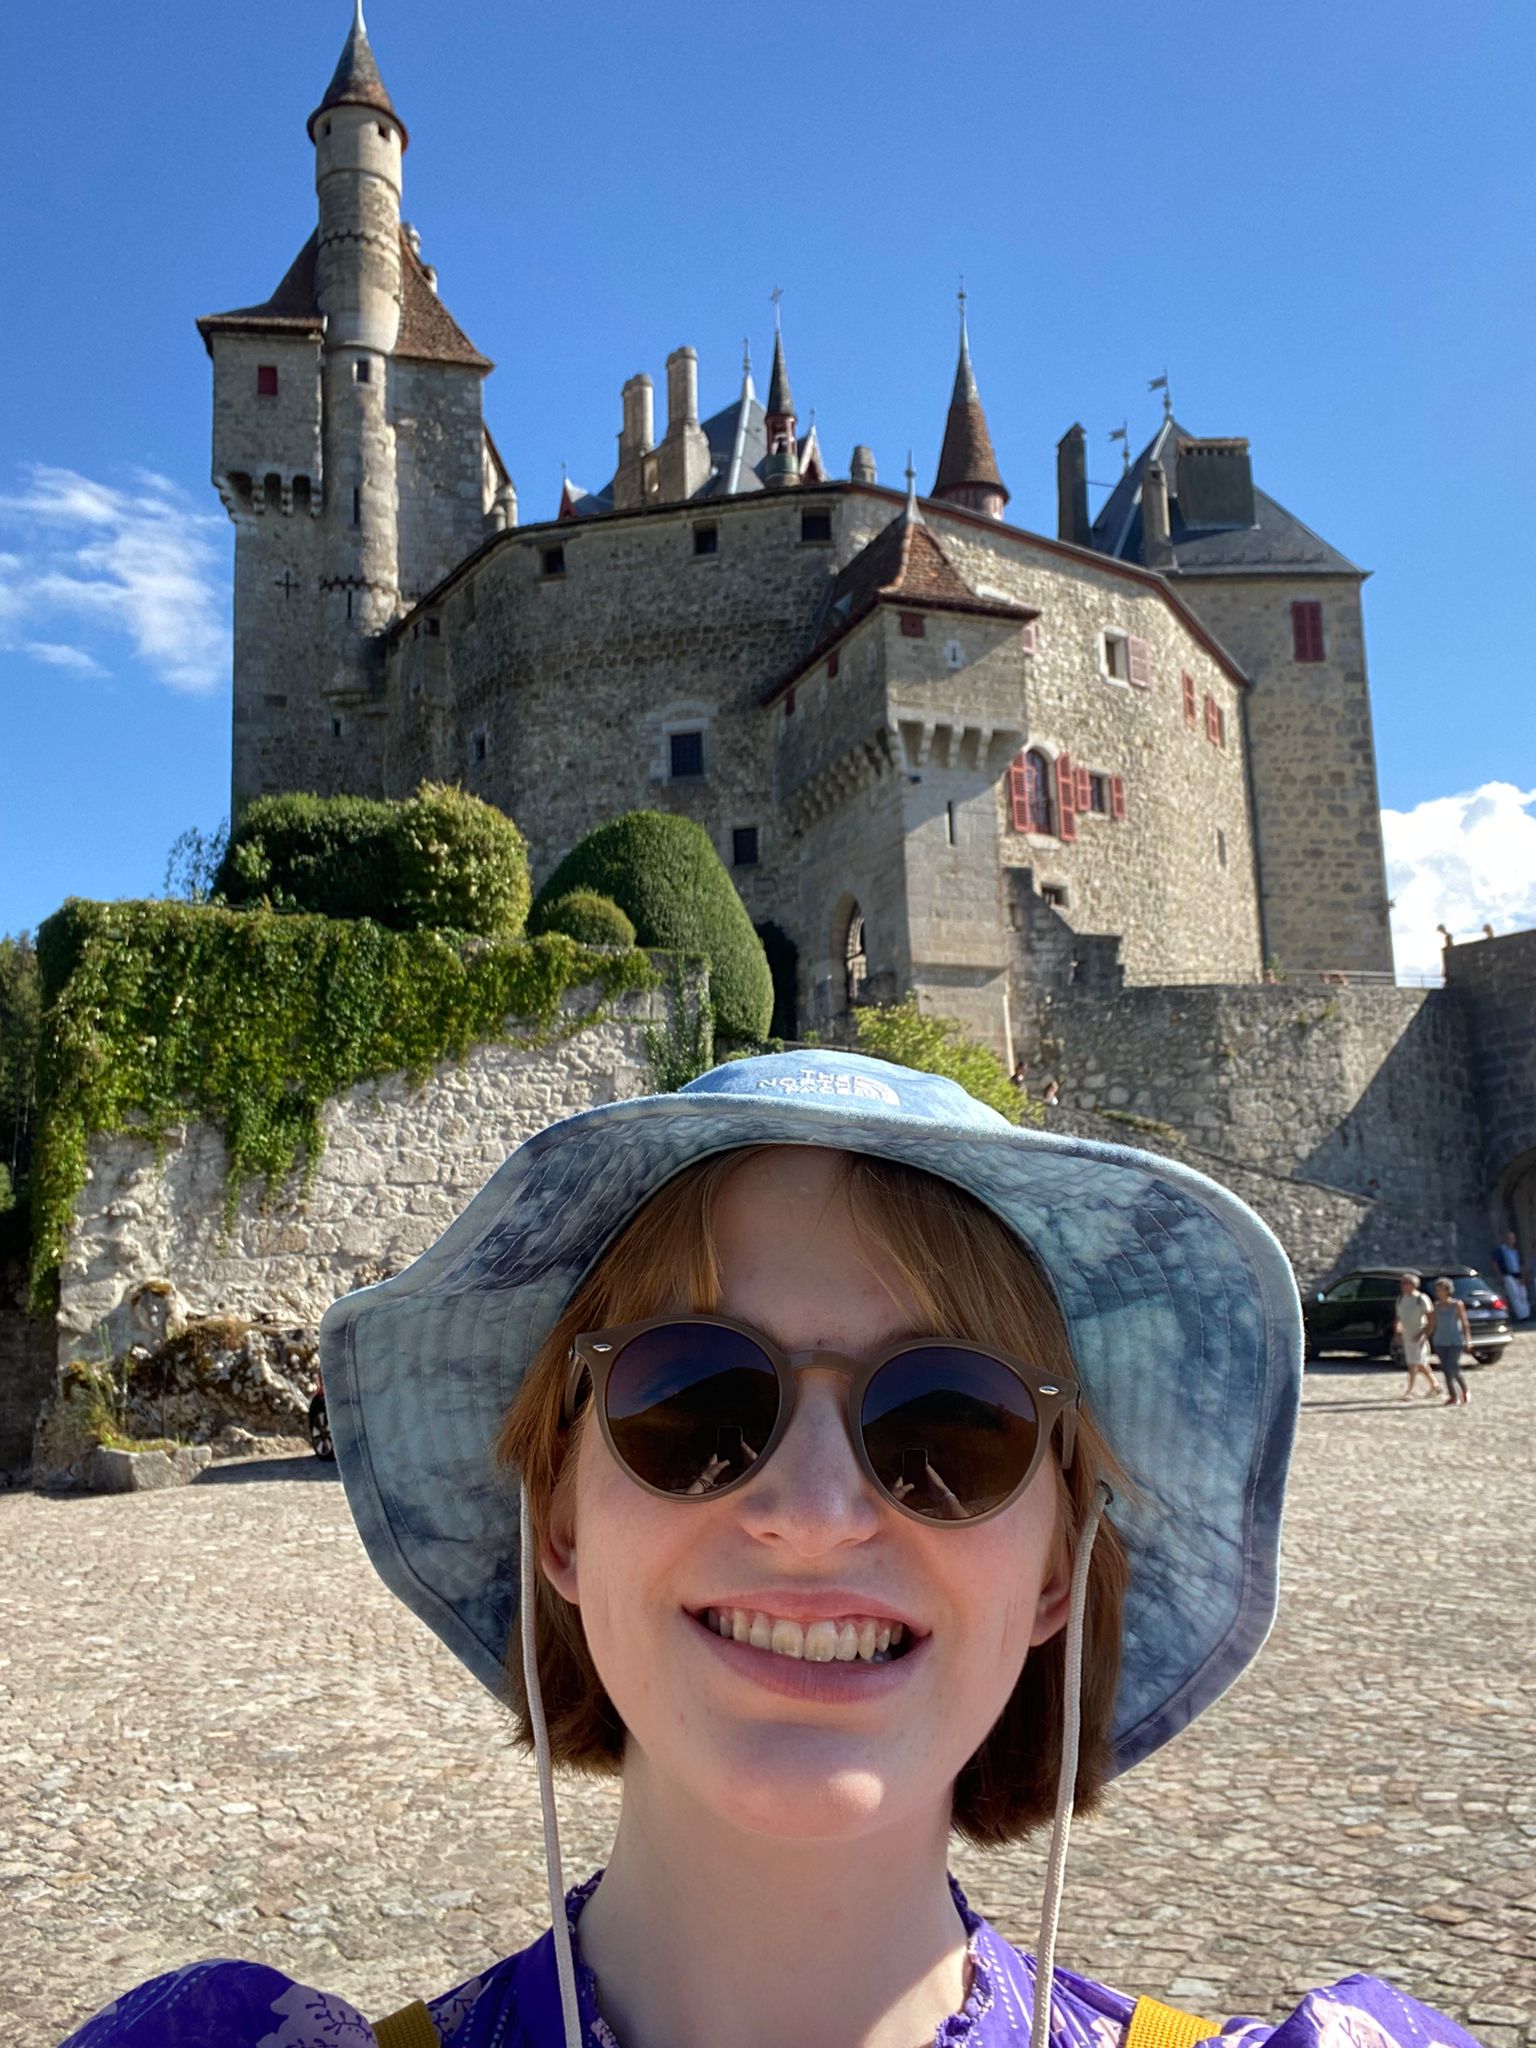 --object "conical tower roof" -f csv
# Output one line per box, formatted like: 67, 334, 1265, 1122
932, 314, 1007, 504
766, 329, 795, 419
308, 1, 408, 146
